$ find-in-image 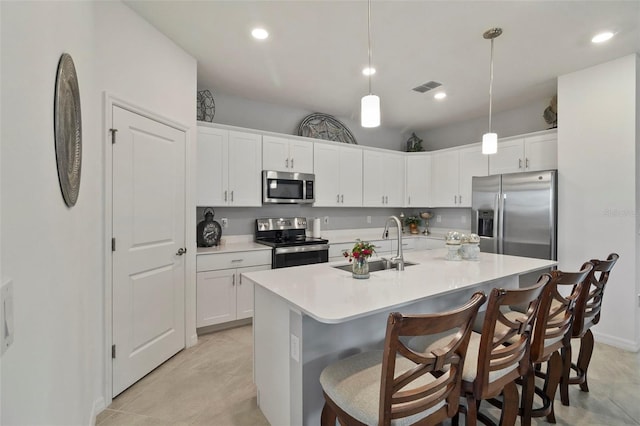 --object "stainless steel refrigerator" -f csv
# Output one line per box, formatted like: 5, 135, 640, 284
471, 170, 557, 262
